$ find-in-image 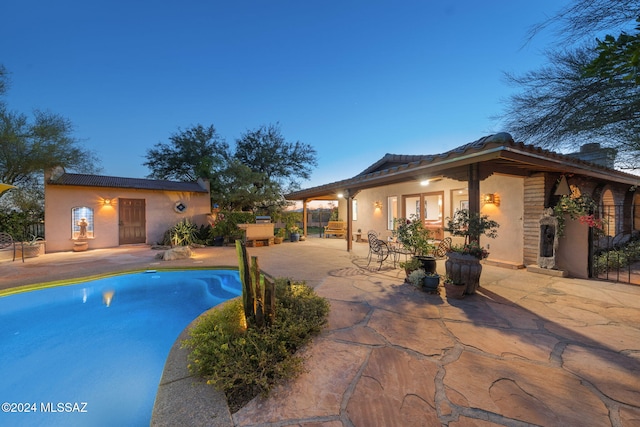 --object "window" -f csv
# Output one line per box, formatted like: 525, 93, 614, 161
72, 207, 94, 239
352, 199, 358, 221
